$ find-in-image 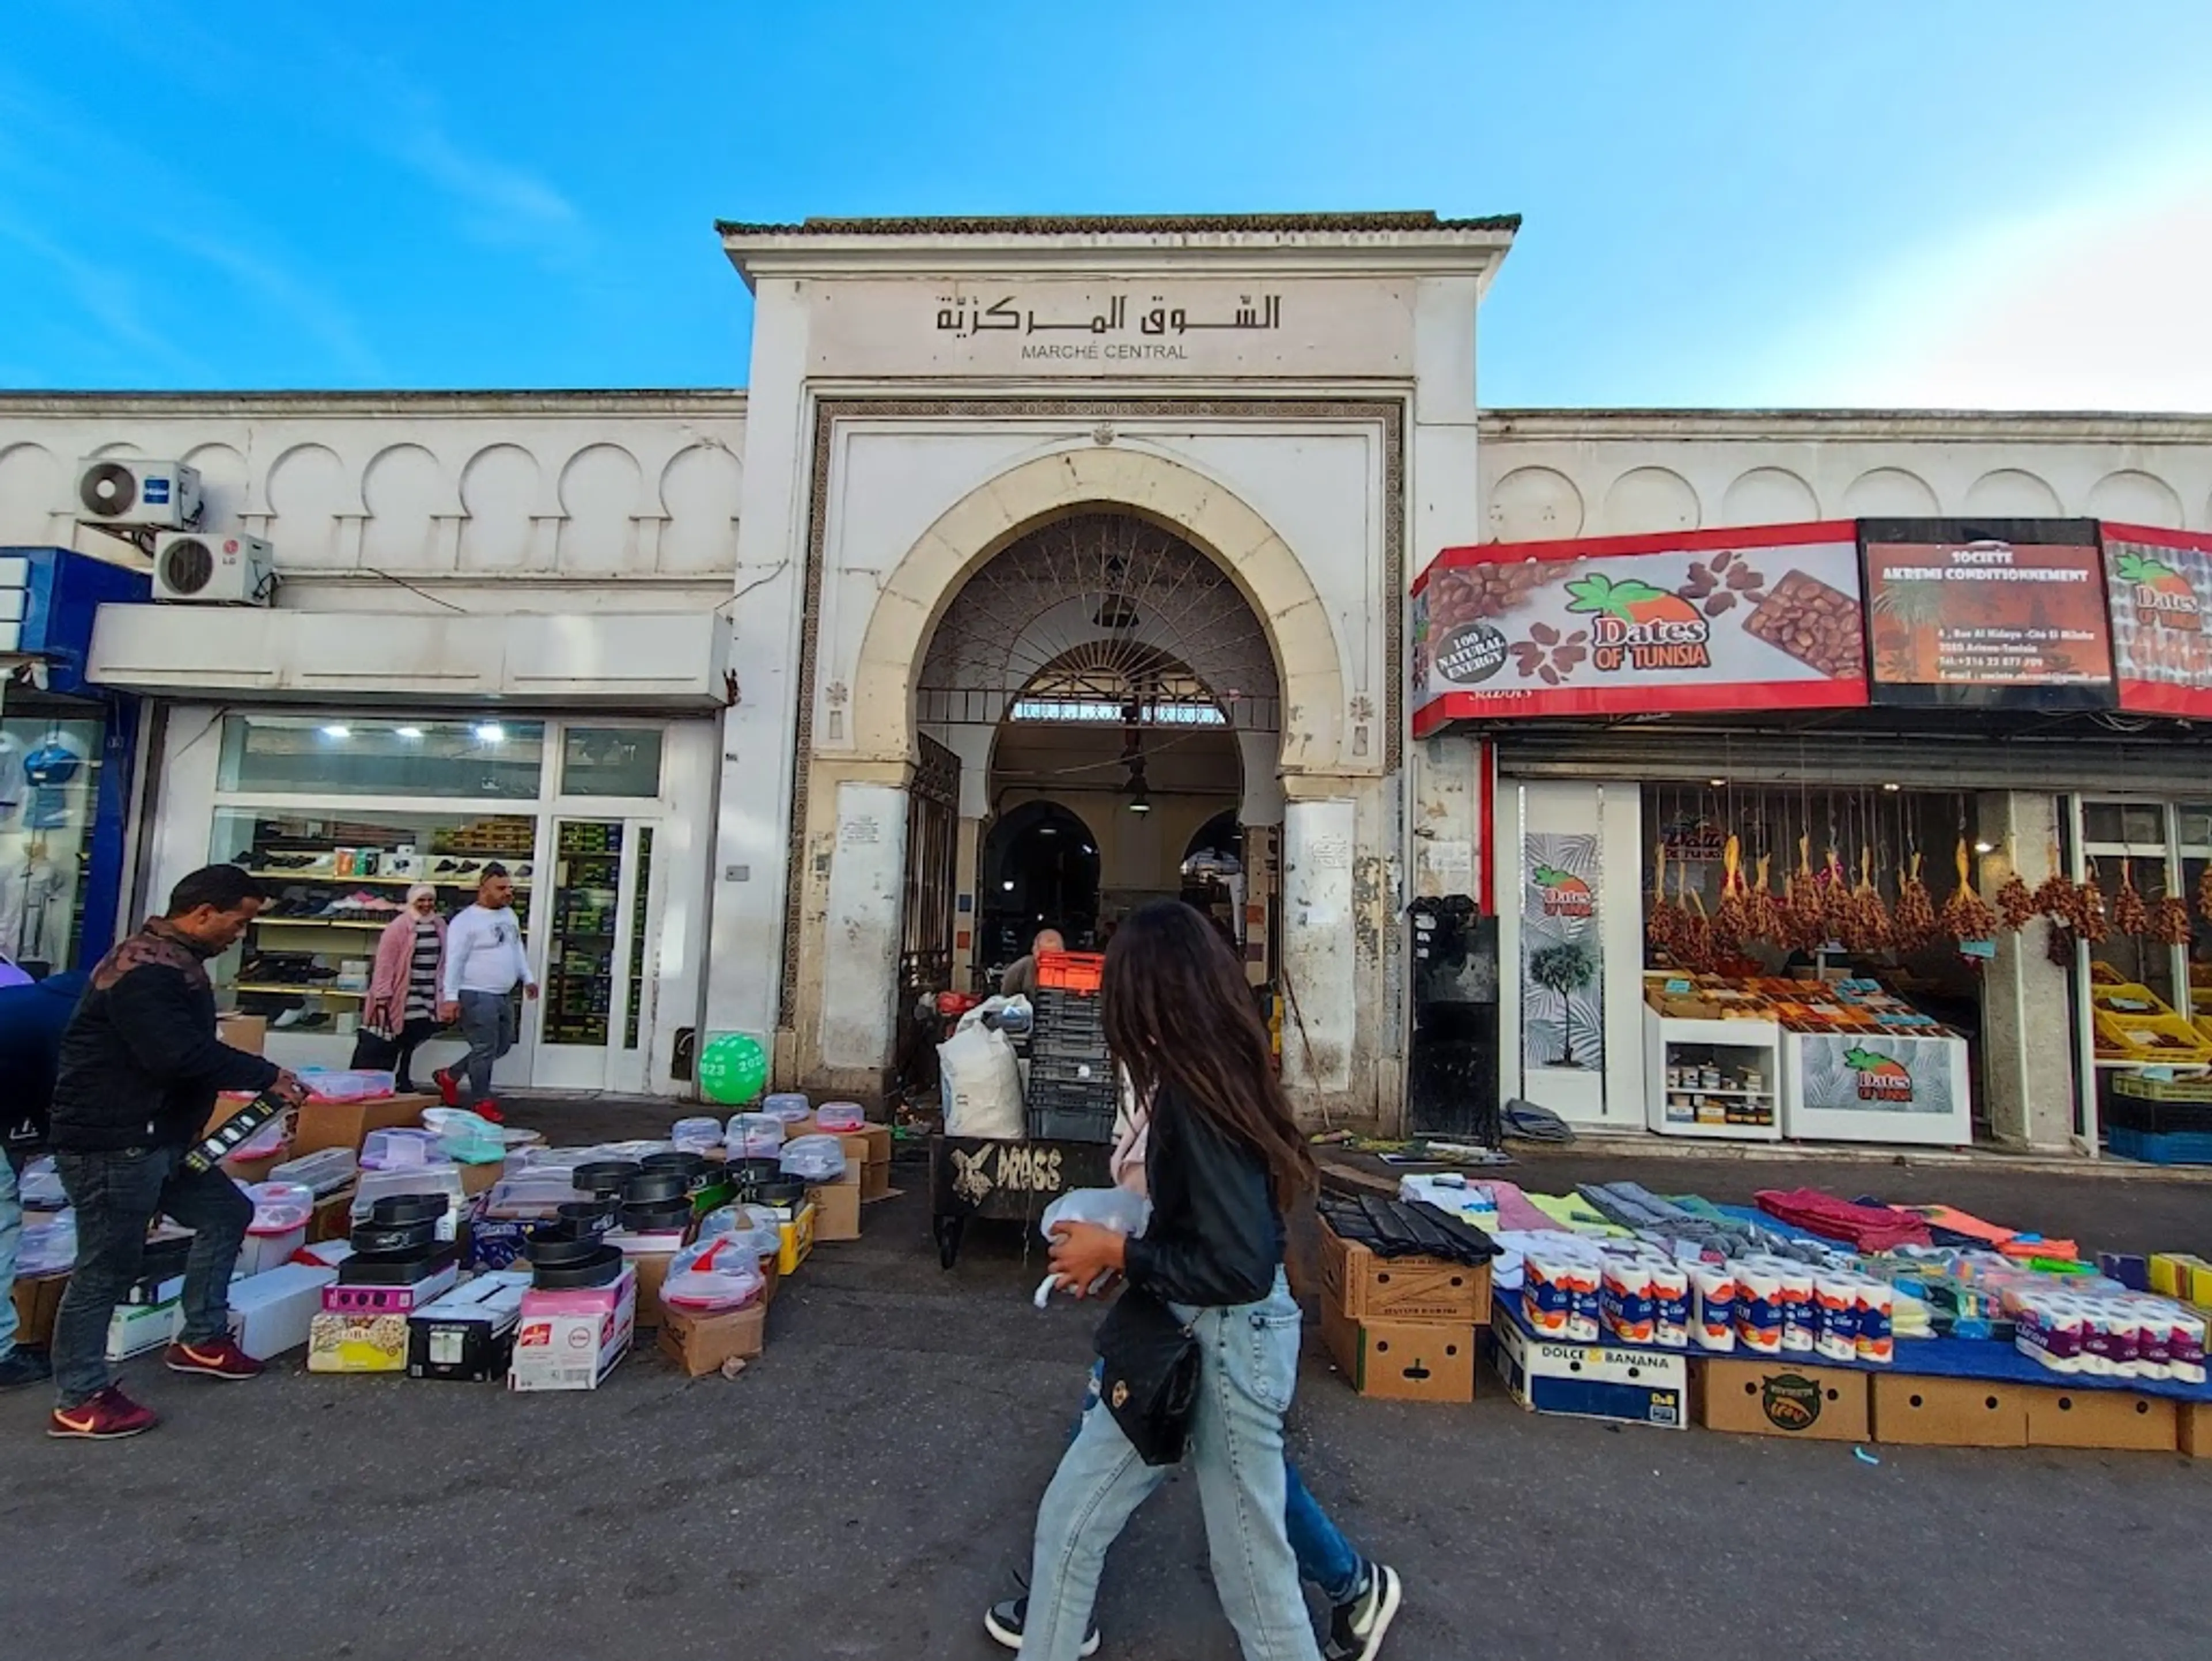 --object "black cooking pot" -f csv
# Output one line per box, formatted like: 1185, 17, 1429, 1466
530, 1242, 624, 1290
553, 1199, 619, 1240
752, 1176, 808, 1209
641, 1150, 707, 1176
571, 1160, 642, 1199
619, 1198, 694, 1234
726, 1157, 781, 1188
622, 1170, 690, 1205
351, 1216, 438, 1256
525, 1230, 604, 1266
369, 1193, 451, 1226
